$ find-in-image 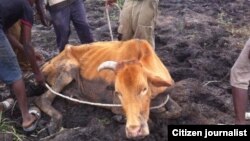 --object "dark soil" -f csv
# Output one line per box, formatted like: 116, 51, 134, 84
1, 0, 250, 141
